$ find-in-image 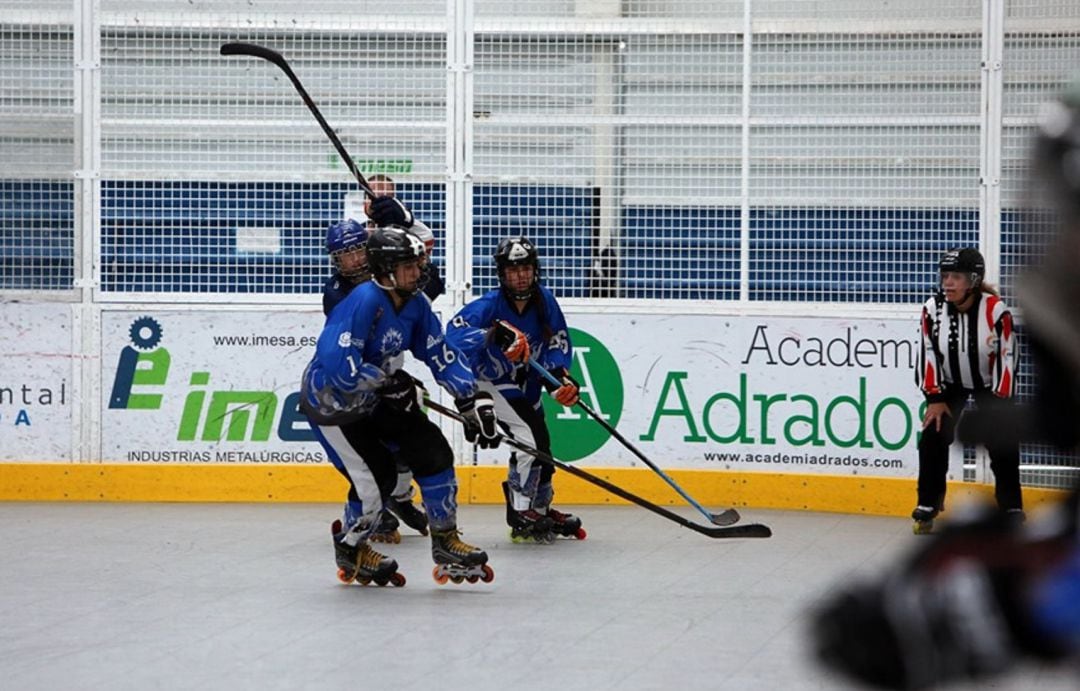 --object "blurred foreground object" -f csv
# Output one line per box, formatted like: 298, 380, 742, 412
812, 79, 1080, 689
